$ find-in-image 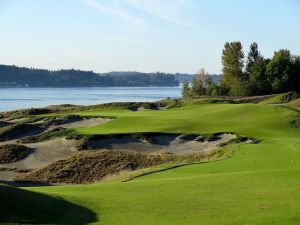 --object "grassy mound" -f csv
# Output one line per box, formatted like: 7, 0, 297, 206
14, 147, 231, 184
0, 105, 81, 120
19, 127, 73, 143
184, 94, 279, 104
0, 123, 43, 141
259, 92, 299, 104
0, 144, 31, 163
14, 151, 171, 184
288, 98, 300, 108
40, 115, 83, 126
